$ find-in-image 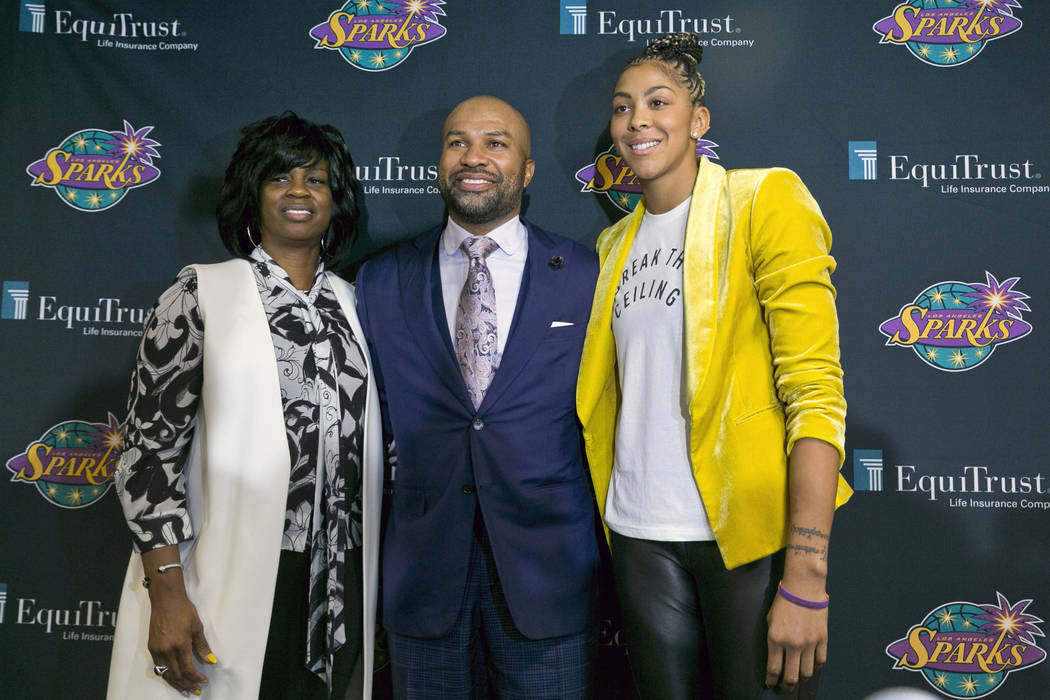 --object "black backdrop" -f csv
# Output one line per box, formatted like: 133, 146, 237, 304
2, 2, 1048, 698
